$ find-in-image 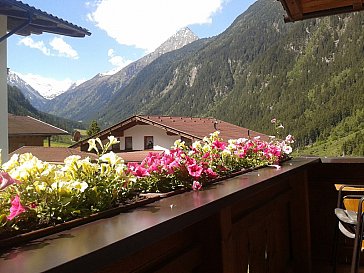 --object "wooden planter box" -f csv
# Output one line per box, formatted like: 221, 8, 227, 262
0, 158, 316, 273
